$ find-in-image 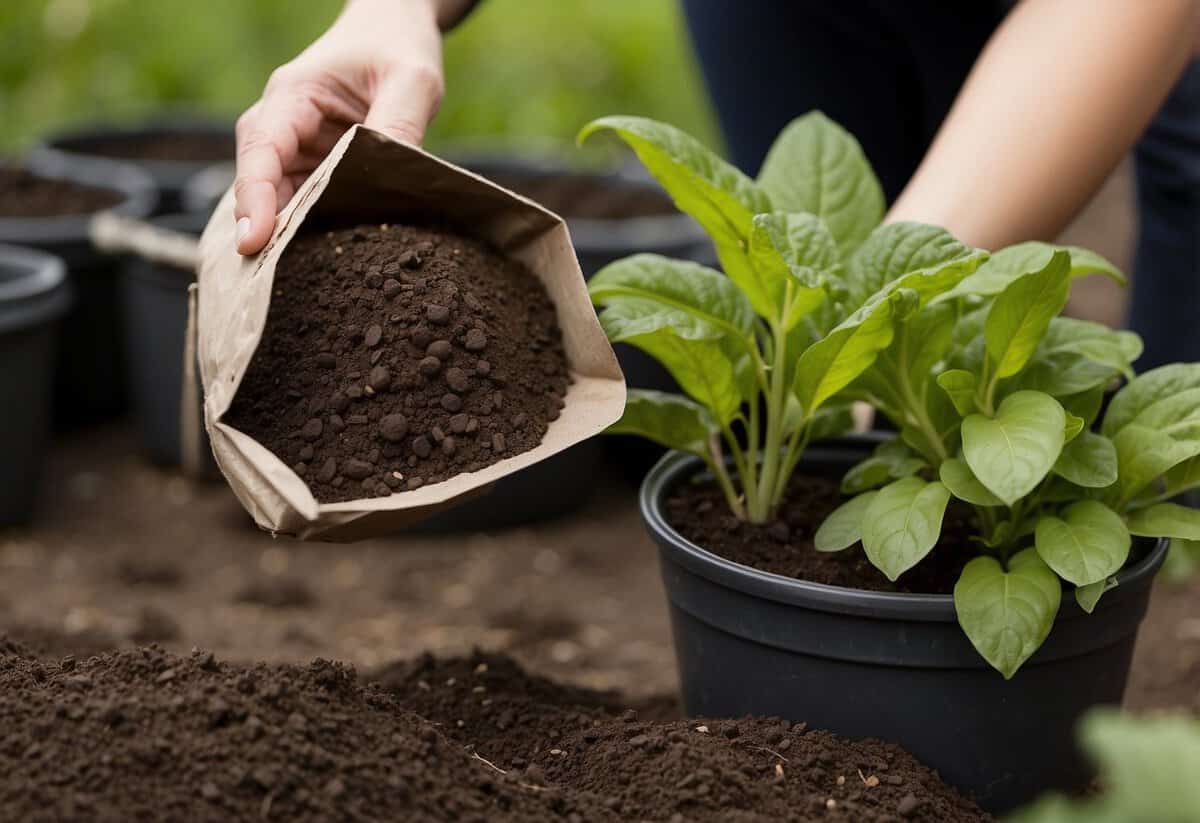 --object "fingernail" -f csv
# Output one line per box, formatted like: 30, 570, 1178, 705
236, 217, 251, 244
